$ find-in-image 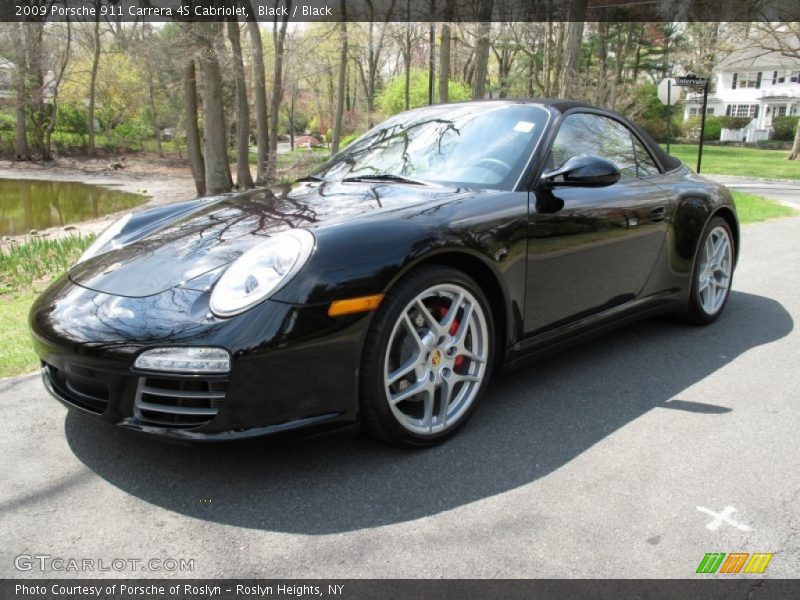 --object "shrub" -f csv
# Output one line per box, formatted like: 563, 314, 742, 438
377, 68, 471, 116
682, 116, 723, 141
58, 103, 88, 134
717, 116, 753, 130
772, 116, 799, 141
339, 132, 359, 149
